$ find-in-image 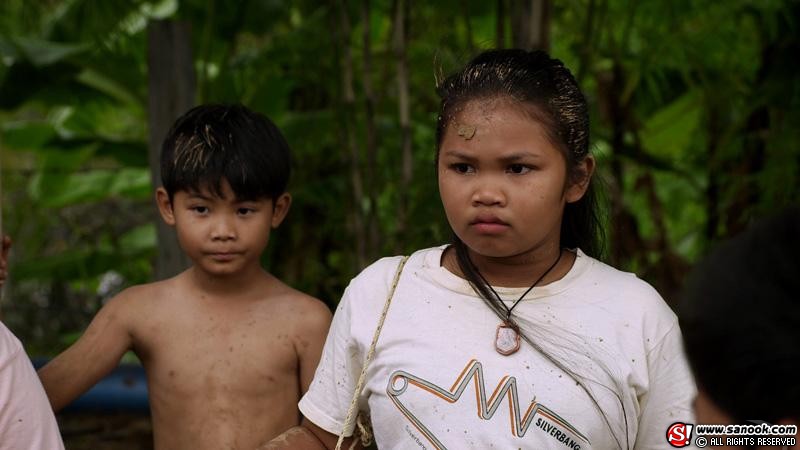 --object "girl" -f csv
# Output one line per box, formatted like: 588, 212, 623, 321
265, 49, 695, 449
